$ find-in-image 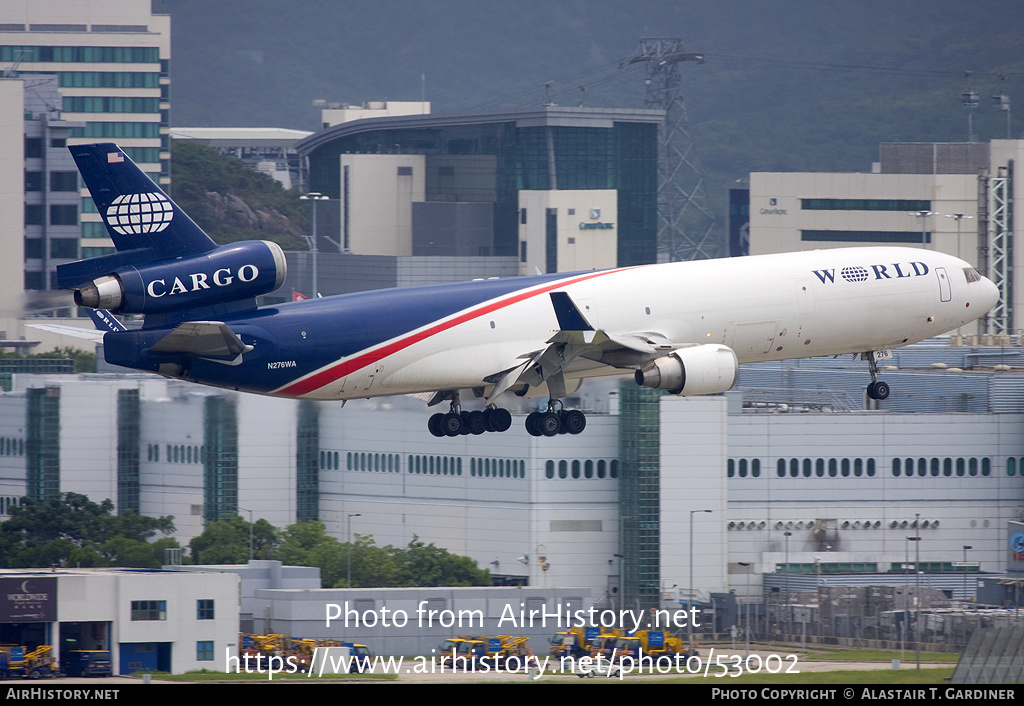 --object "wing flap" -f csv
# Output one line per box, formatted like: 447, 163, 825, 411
483, 292, 687, 401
